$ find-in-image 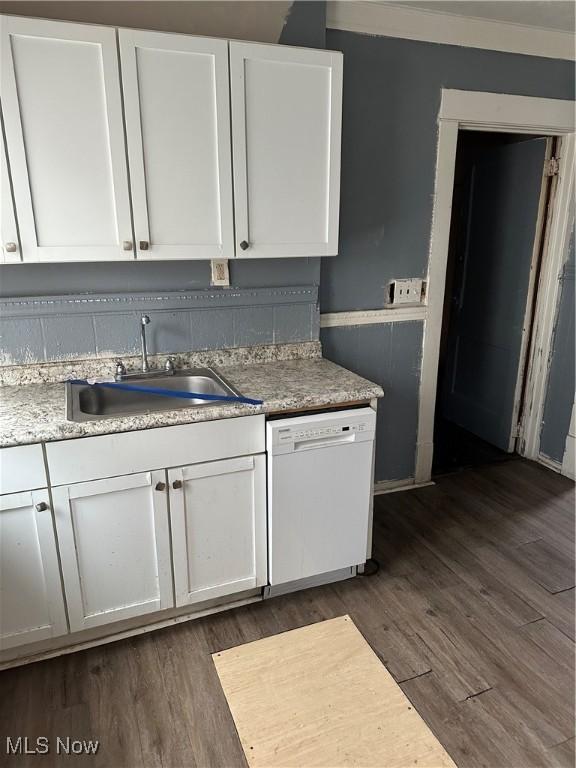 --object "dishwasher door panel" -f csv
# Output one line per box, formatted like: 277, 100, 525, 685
267, 439, 373, 585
